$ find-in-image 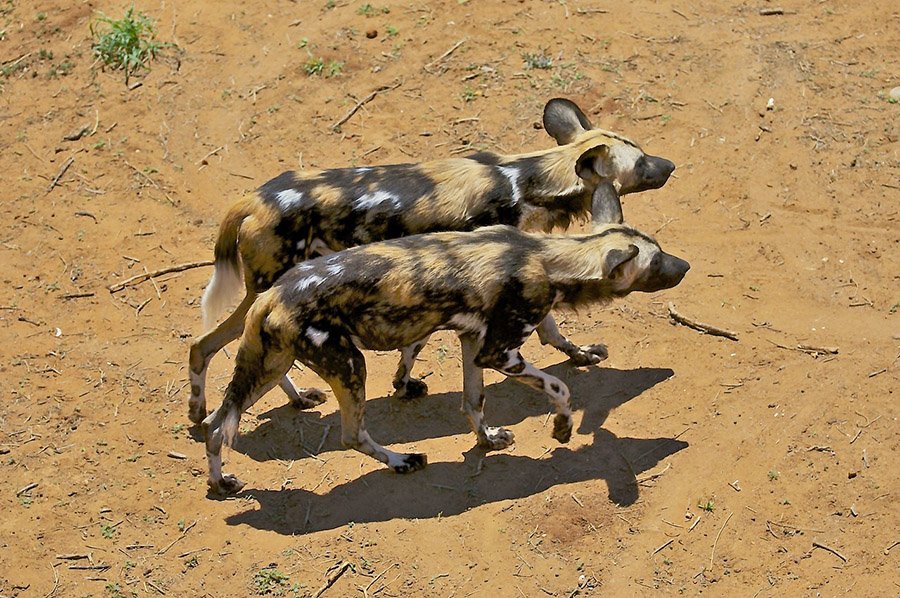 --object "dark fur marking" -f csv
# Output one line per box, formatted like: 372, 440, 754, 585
505, 361, 527, 375
466, 151, 502, 165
